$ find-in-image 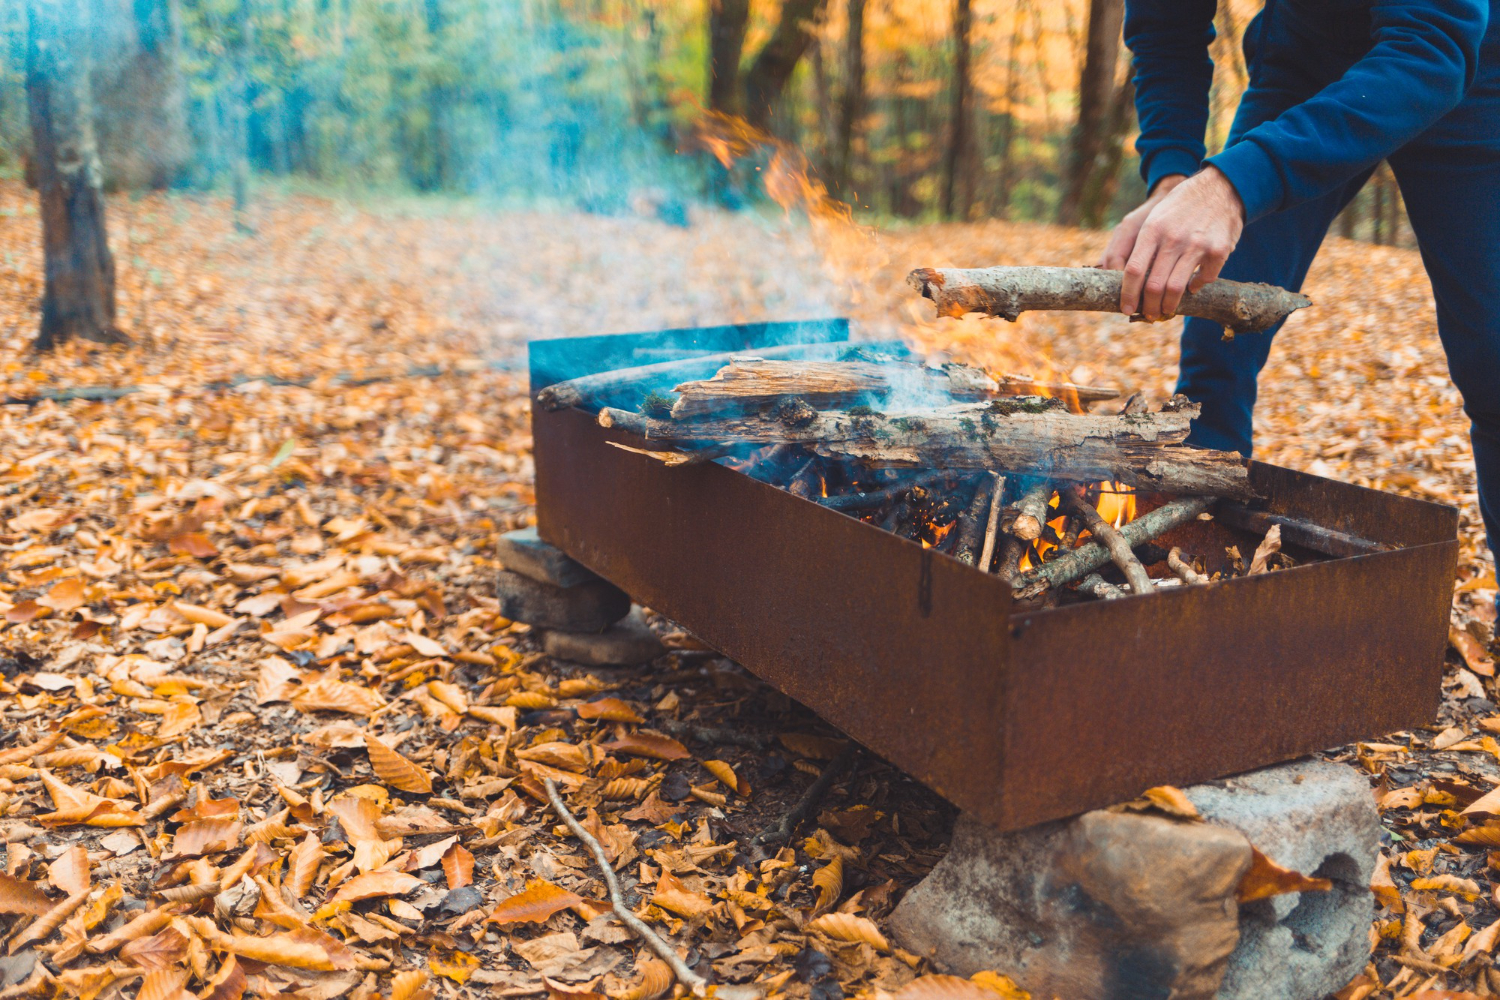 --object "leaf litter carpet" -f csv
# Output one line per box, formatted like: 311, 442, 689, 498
0, 180, 1492, 1000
